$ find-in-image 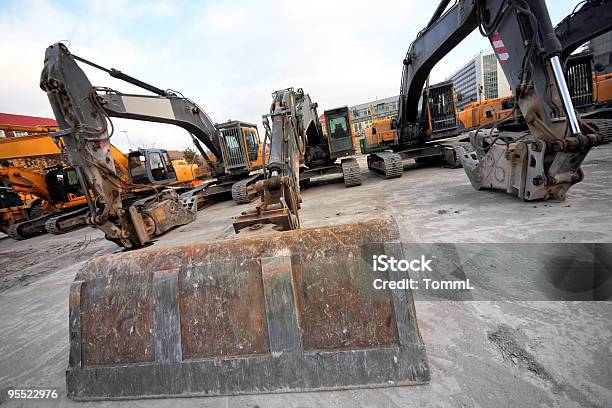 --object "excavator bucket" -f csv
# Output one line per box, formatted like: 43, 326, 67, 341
66, 218, 430, 400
